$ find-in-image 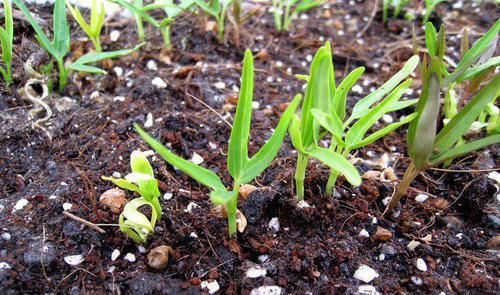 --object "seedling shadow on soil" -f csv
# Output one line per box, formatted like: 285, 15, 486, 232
0, 1, 499, 294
